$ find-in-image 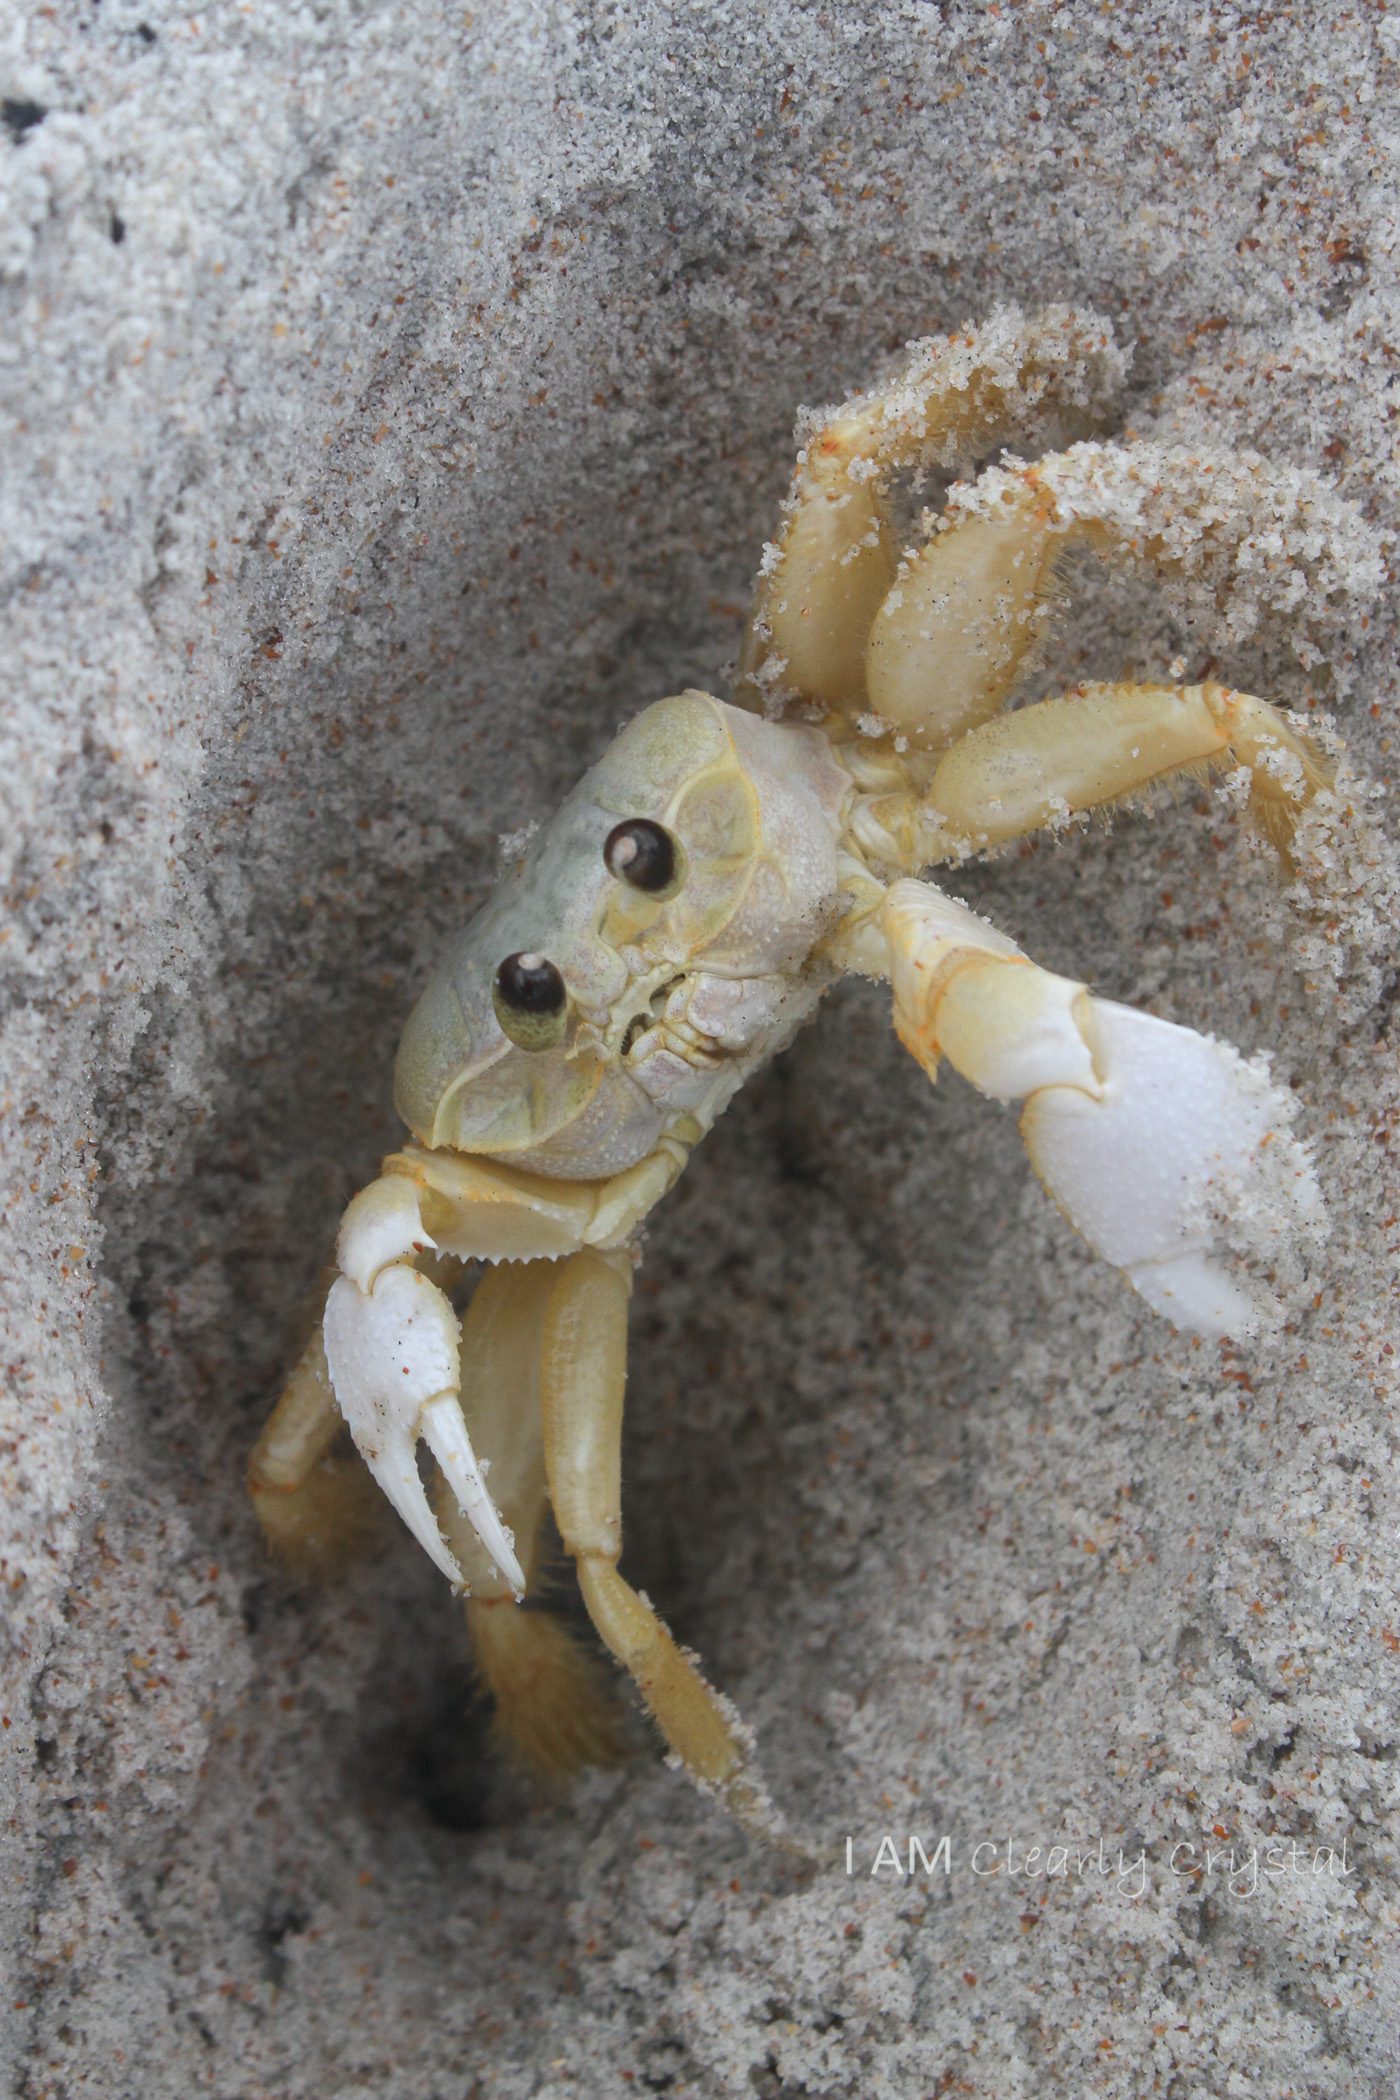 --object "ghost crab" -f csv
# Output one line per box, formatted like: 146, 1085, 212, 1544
251, 306, 1357, 1831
